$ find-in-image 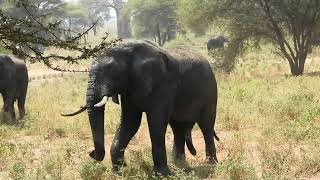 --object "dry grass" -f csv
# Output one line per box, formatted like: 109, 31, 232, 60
1, 39, 320, 179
